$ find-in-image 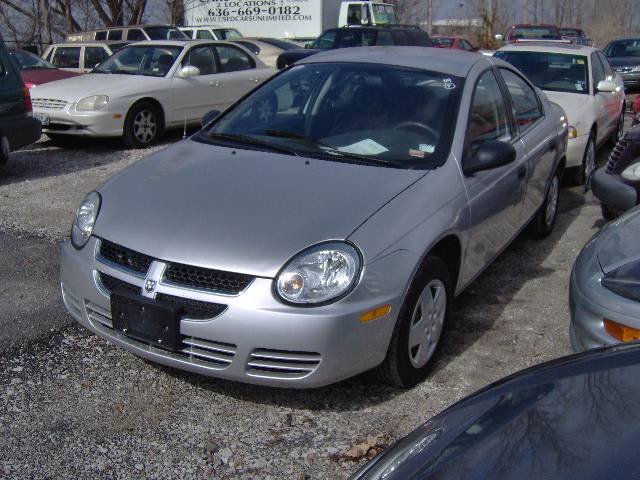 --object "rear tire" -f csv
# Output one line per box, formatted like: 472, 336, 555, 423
123, 101, 164, 149
529, 169, 560, 239
0, 136, 10, 164
376, 256, 451, 388
601, 203, 618, 221
574, 133, 596, 185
